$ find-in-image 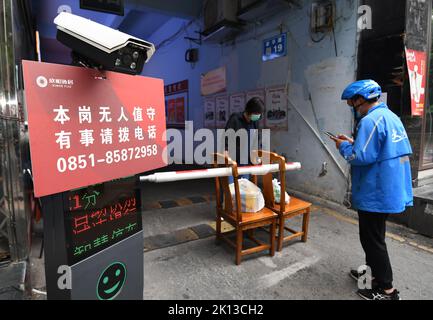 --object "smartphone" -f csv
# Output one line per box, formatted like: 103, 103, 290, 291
324, 131, 338, 139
